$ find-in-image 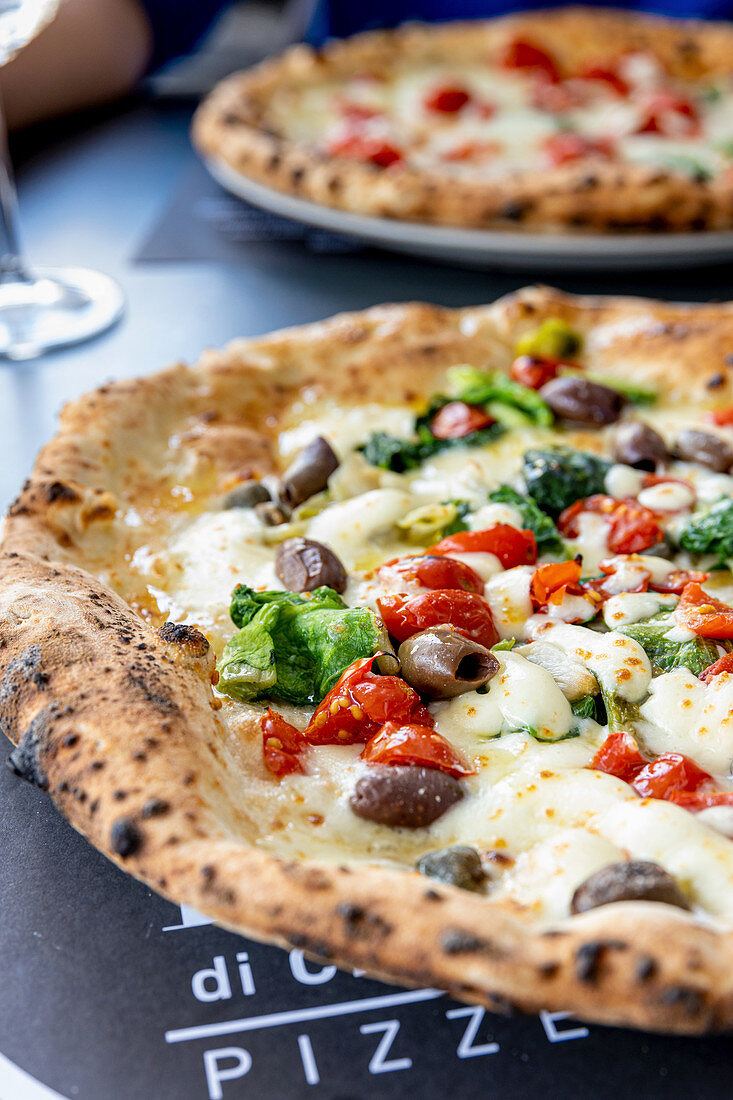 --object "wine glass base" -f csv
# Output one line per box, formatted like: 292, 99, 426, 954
0, 265, 125, 361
